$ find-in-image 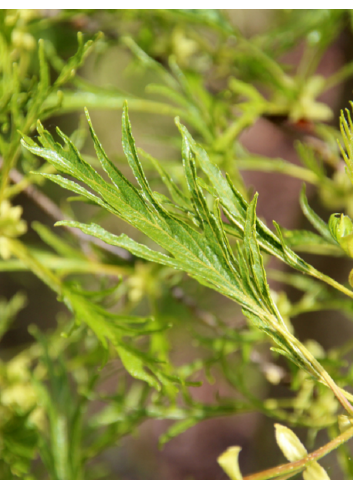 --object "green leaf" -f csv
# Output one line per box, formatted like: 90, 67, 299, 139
164, 9, 235, 35
38, 39, 50, 97
6, 238, 178, 391
138, 148, 192, 211
21, 106, 353, 402
55, 221, 176, 268
339, 105, 353, 186
180, 124, 352, 302
243, 194, 280, 319
282, 228, 344, 256
116, 344, 160, 391
300, 185, 337, 244
295, 141, 324, 178
158, 418, 199, 447
32, 222, 84, 259
54, 32, 103, 89
0, 292, 27, 340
